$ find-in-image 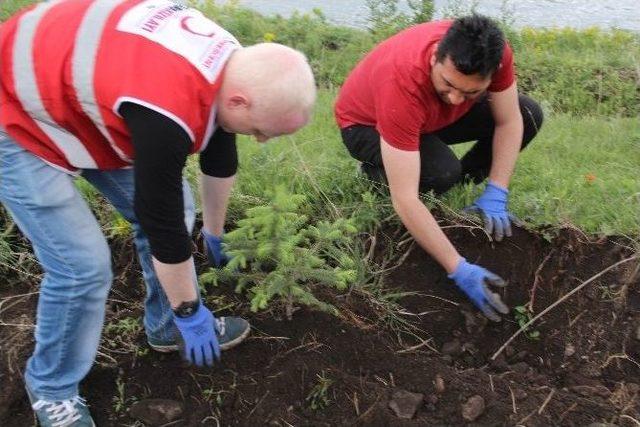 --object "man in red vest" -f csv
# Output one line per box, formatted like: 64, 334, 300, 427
336, 15, 543, 322
0, 0, 316, 425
